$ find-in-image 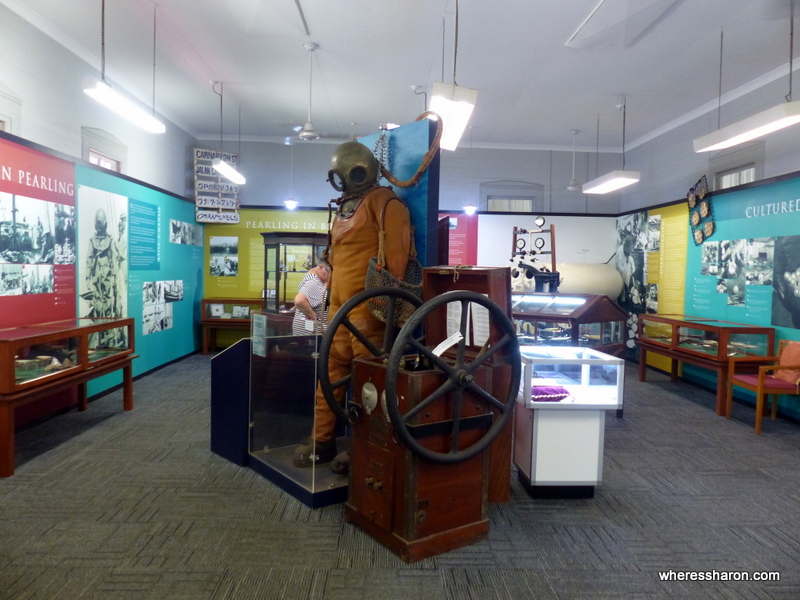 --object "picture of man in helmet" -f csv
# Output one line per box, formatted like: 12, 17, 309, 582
84, 207, 126, 346
293, 141, 411, 472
